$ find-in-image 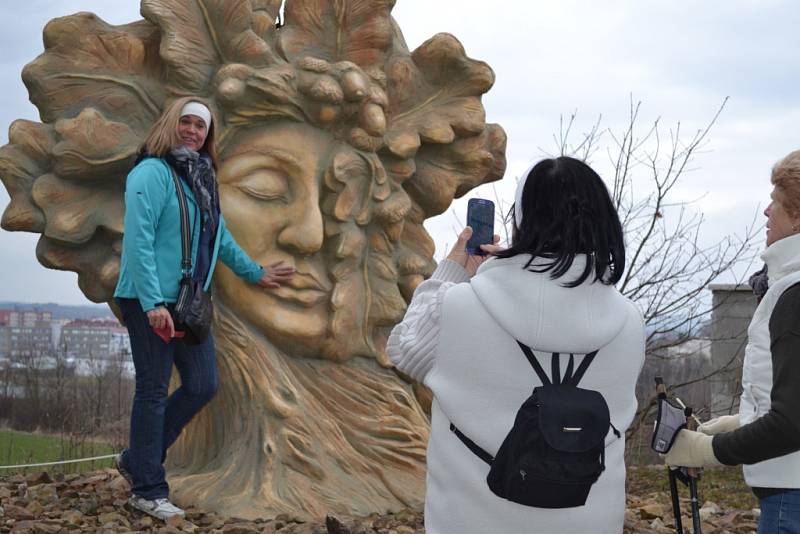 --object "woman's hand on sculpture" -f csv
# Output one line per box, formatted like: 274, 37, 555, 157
257, 261, 296, 289
147, 307, 175, 338
446, 227, 503, 278
698, 414, 740, 436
